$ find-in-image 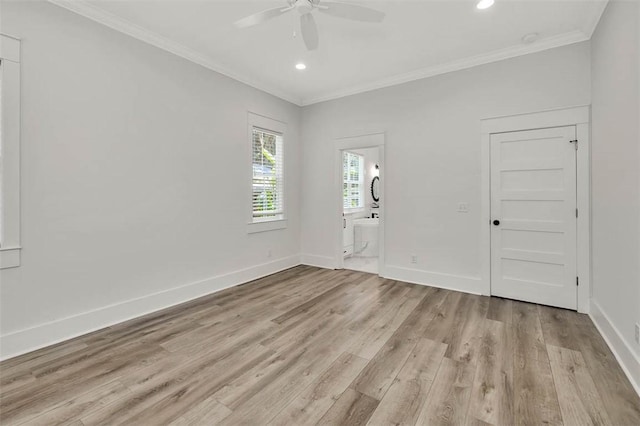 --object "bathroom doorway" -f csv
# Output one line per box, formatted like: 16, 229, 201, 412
334, 133, 385, 276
